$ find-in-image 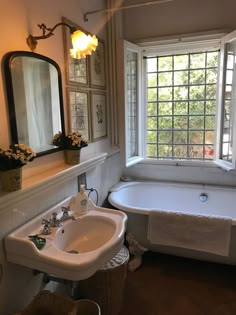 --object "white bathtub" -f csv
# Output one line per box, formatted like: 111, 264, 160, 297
108, 181, 236, 265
